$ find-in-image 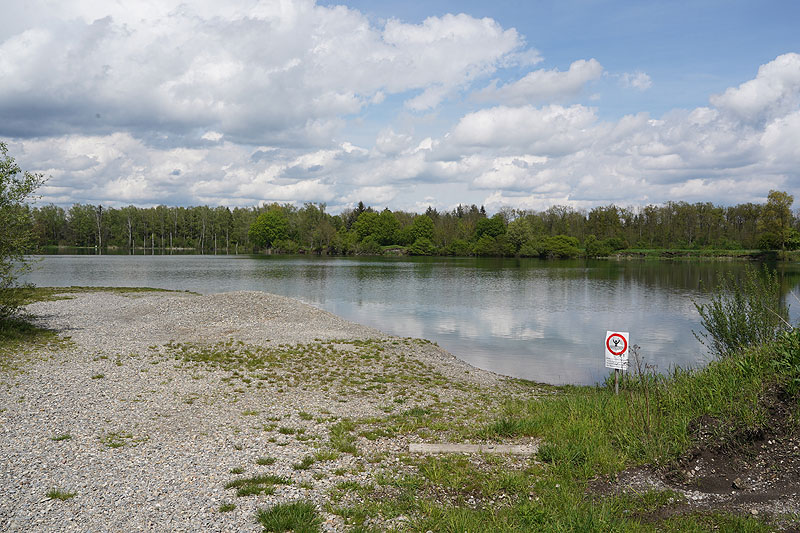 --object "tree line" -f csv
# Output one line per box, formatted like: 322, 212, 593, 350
28, 190, 797, 257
